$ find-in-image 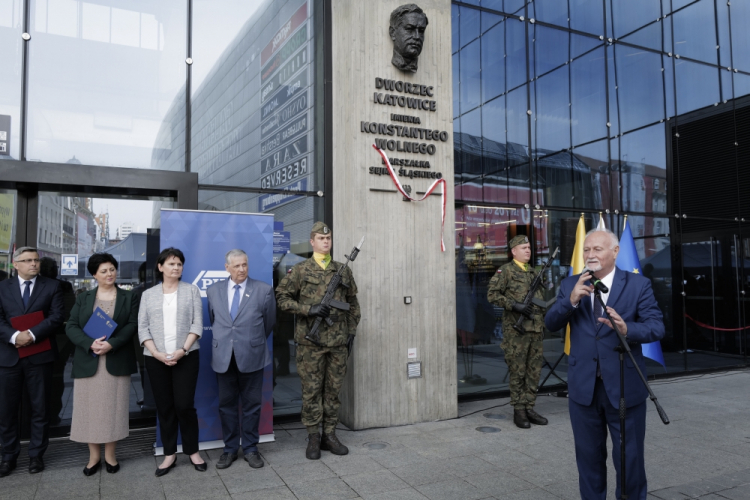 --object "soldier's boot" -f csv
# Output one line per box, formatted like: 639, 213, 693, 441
526, 409, 548, 425
514, 409, 531, 429
320, 433, 349, 455
306, 433, 321, 460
